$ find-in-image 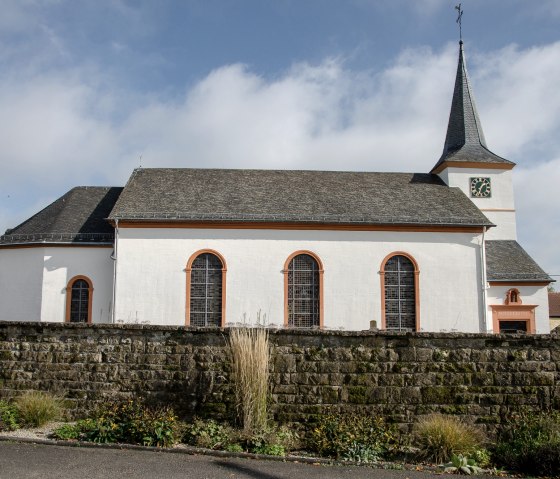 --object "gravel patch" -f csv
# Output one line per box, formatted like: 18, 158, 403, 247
0, 422, 67, 440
